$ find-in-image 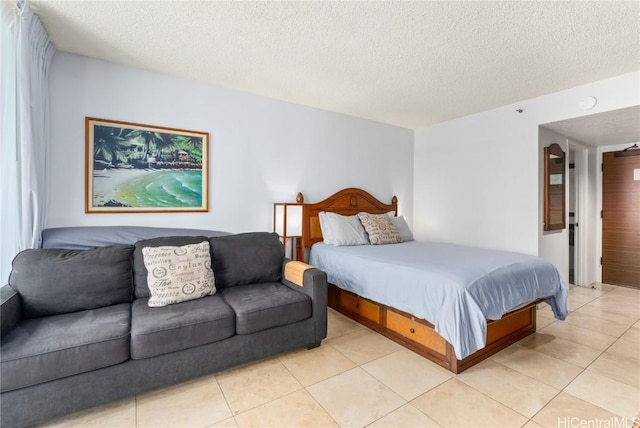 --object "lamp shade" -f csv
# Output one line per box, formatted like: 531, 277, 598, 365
273, 200, 304, 261
274, 205, 285, 236
273, 202, 303, 237
285, 205, 302, 236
